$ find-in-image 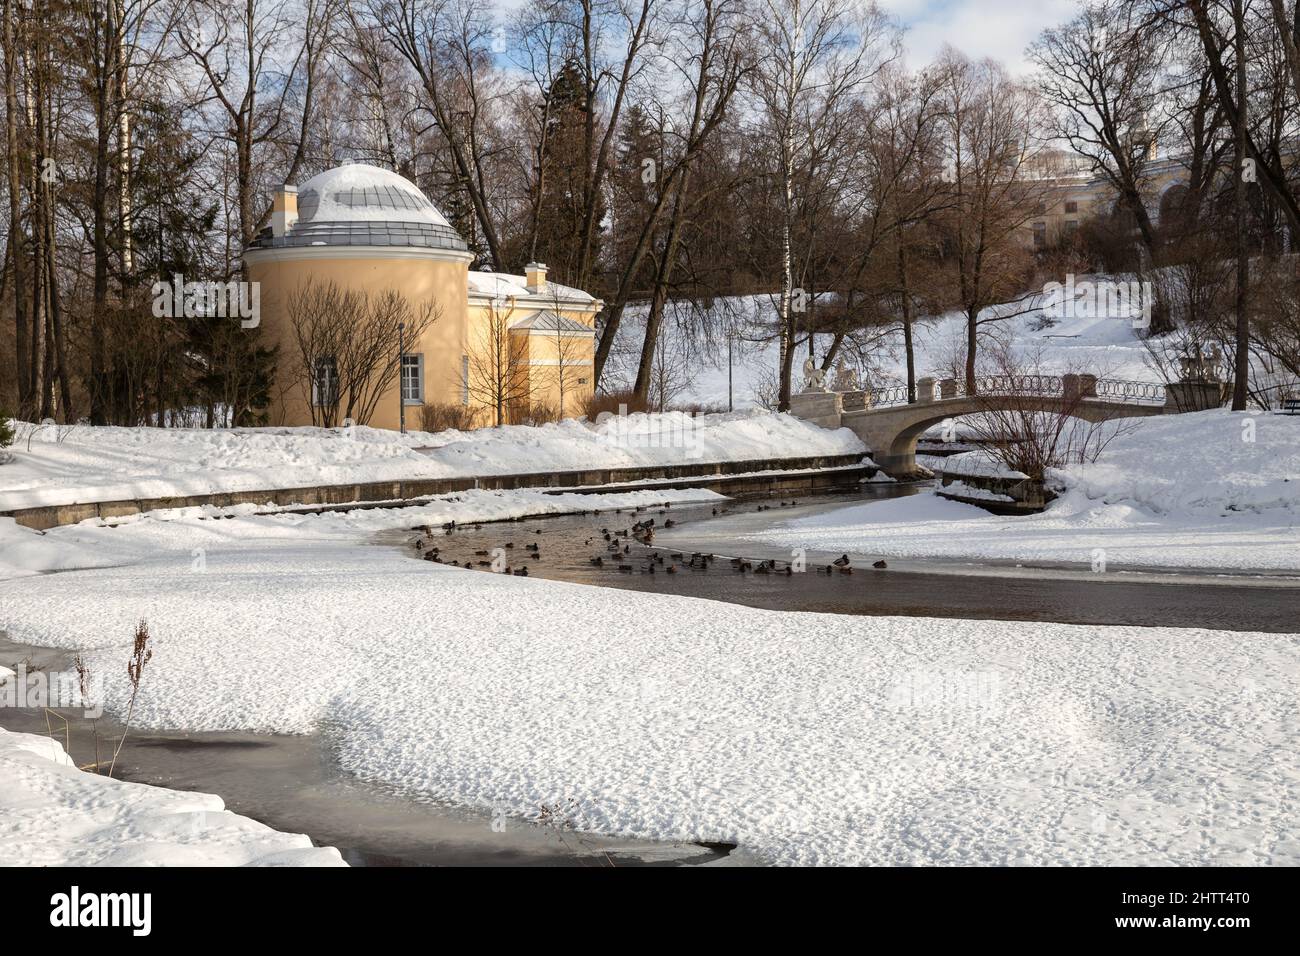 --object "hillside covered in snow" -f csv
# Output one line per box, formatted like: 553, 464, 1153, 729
604, 288, 1166, 411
